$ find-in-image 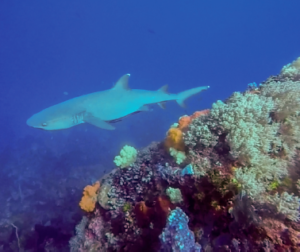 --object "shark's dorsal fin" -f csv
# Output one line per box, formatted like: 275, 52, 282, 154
158, 84, 169, 94
113, 74, 131, 91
